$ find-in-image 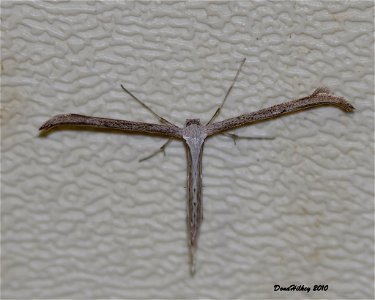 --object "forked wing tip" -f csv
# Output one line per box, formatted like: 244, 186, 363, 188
39, 120, 51, 131
313, 87, 332, 95
39, 114, 67, 131
312, 87, 355, 112
344, 101, 355, 112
